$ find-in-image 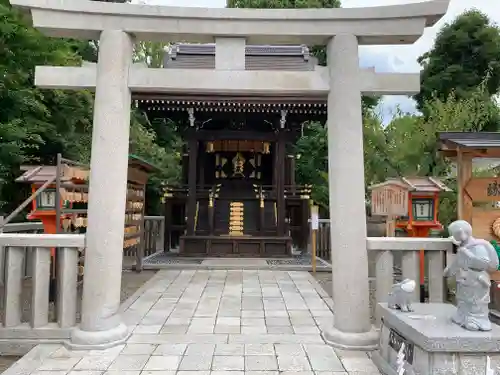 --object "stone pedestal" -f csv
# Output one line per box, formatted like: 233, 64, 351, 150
373, 303, 500, 375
